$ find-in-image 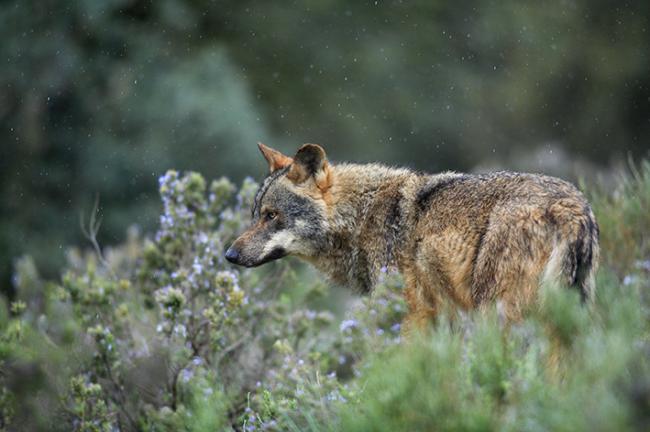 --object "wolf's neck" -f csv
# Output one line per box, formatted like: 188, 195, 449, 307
313, 163, 422, 292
